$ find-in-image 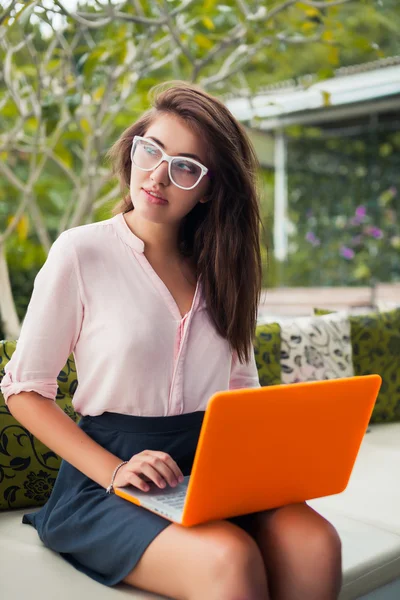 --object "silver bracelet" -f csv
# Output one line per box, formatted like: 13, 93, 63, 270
106, 460, 128, 494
